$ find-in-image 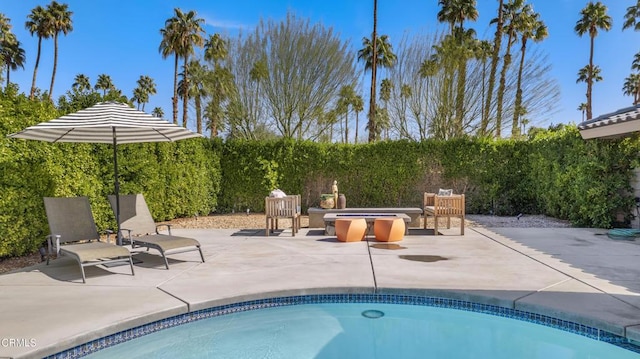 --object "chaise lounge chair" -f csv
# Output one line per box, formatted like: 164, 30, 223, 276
108, 194, 205, 269
43, 196, 135, 283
